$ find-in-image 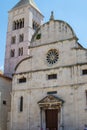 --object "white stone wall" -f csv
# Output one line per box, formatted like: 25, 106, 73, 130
0, 76, 12, 130
31, 20, 76, 46
11, 80, 87, 130
11, 19, 87, 130
12, 50, 87, 130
